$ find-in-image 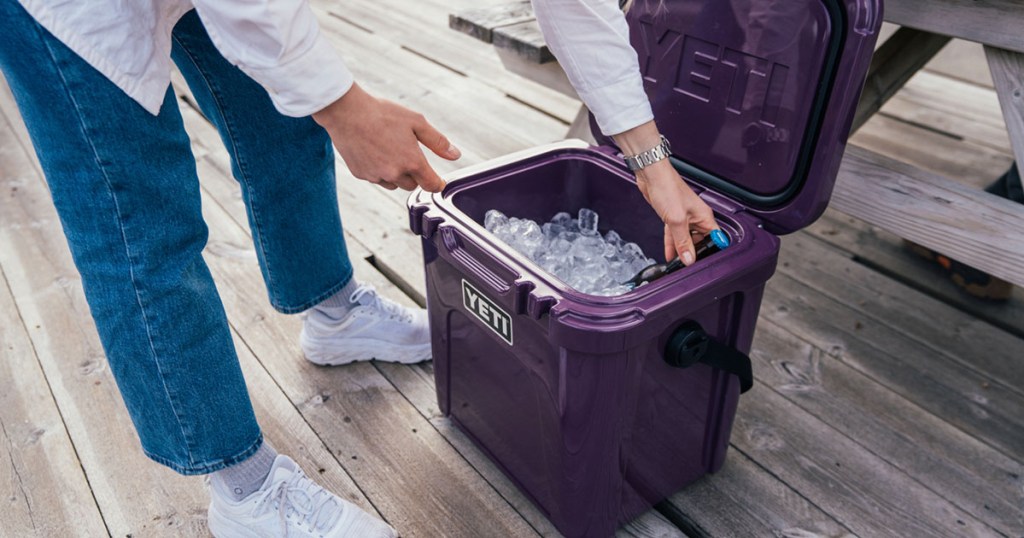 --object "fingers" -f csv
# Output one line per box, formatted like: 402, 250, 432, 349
368, 178, 398, 191
362, 160, 445, 193
665, 214, 697, 266
391, 173, 418, 191
414, 117, 461, 161
663, 225, 675, 262
407, 160, 446, 193
689, 205, 720, 235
